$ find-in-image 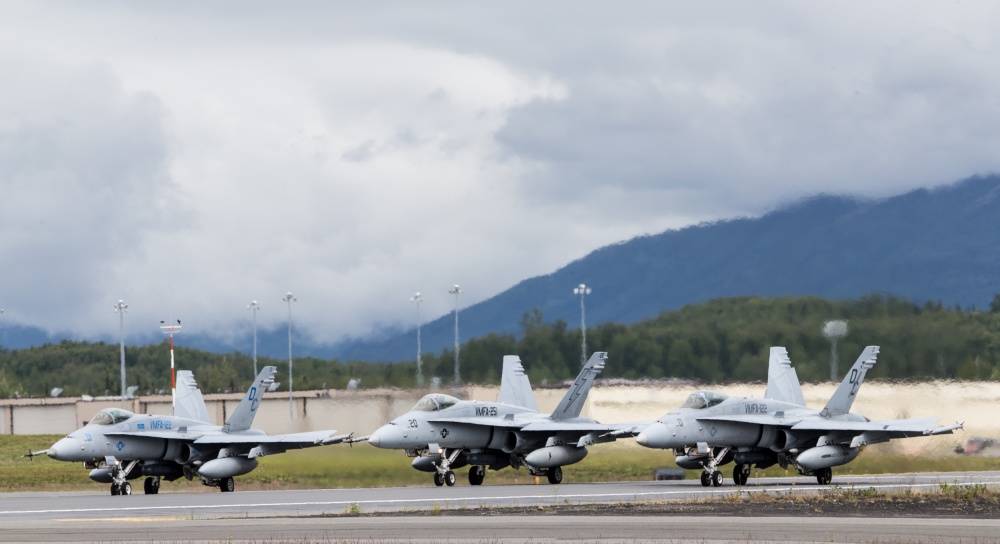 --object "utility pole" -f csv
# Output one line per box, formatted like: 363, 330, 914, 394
282, 292, 297, 420
113, 300, 128, 398
573, 283, 592, 366
159, 320, 183, 410
448, 284, 462, 385
248, 300, 261, 377
823, 320, 848, 381
410, 292, 424, 386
